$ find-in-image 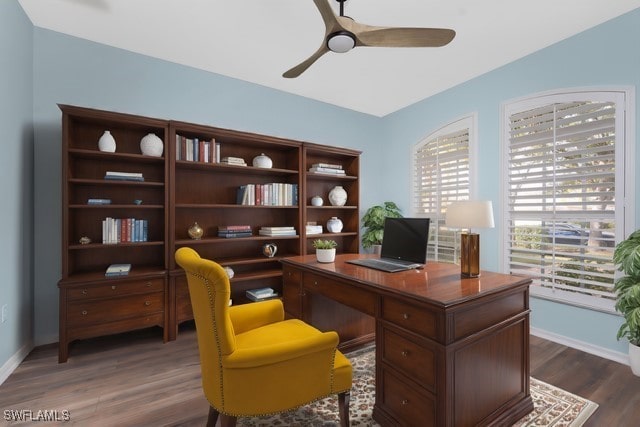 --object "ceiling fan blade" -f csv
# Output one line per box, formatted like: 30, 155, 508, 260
356, 27, 456, 48
283, 45, 330, 78
313, 0, 339, 30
